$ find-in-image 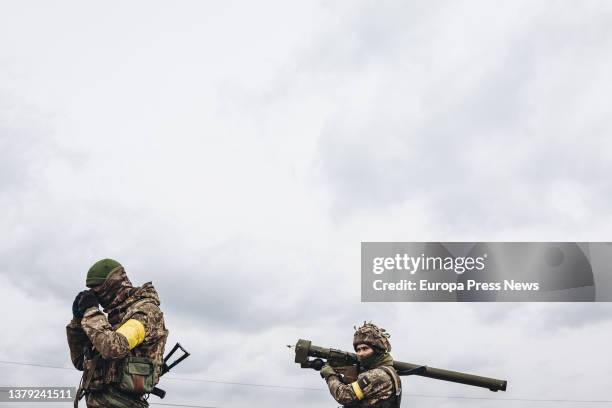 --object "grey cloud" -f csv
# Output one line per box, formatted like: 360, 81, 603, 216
2, 1, 612, 407
528, 303, 612, 331
304, 2, 612, 228
0, 93, 52, 195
